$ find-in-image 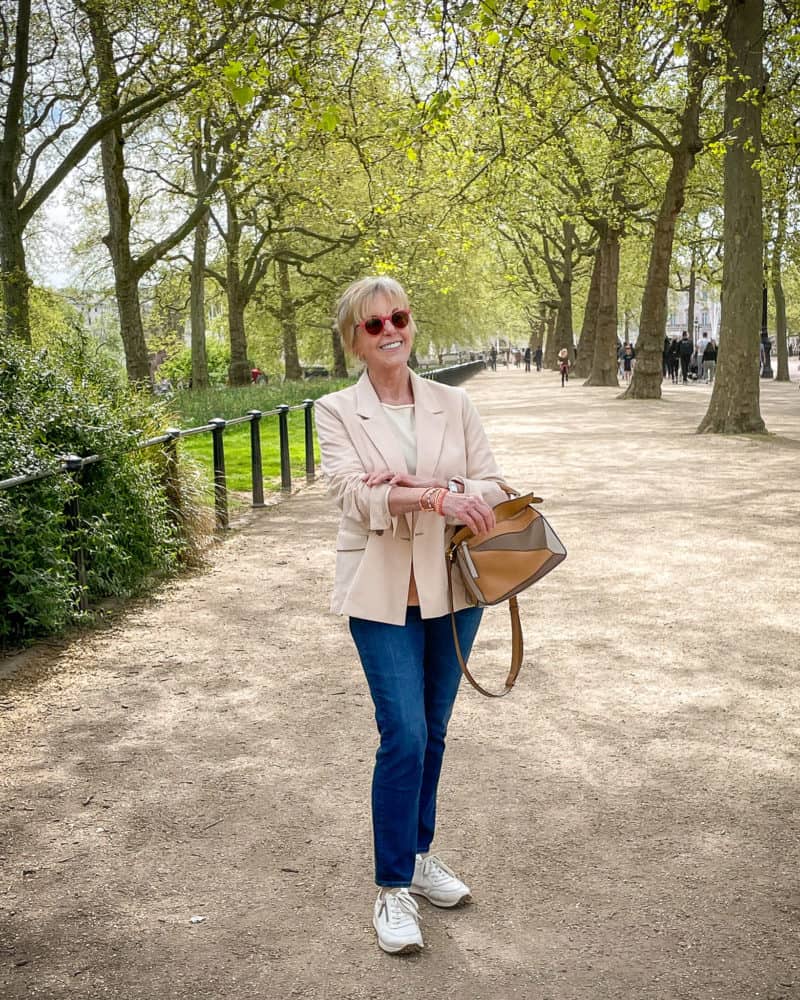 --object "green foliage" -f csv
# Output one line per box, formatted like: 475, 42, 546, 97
156, 338, 232, 388
0, 334, 209, 649
170, 377, 354, 428
29, 287, 81, 347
